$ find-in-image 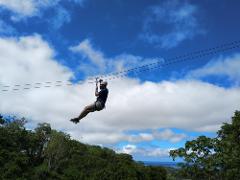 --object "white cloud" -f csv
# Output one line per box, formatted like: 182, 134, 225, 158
70, 39, 163, 76
188, 54, 240, 85
0, 0, 59, 20
70, 79, 240, 146
0, 34, 72, 85
50, 6, 71, 30
0, 0, 37, 17
119, 144, 137, 154
145, 148, 170, 157
116, 144, 174, 158
153, 129, 187, 143
140, 0, 203, 48
0, 0, 84, 23
128, 133, 154, 143
0, 35, 239, 153
76, 129, 186, 145
70, 39, 107, 73
125, 129, 186, 144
